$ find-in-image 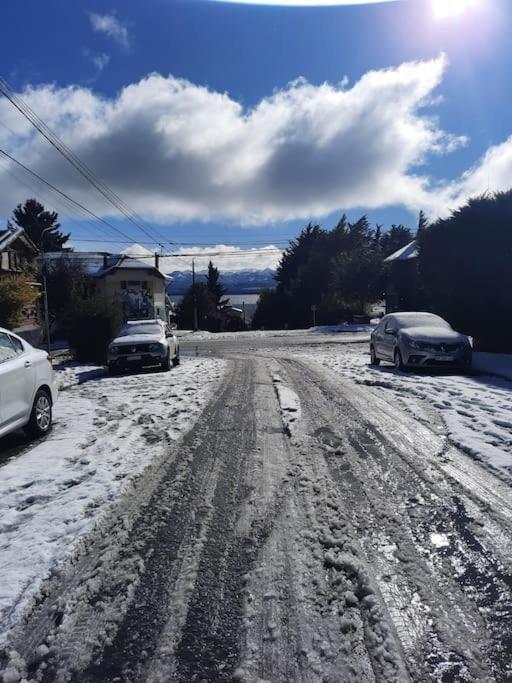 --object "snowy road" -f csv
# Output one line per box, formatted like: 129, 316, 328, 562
2, 338, 512, 682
